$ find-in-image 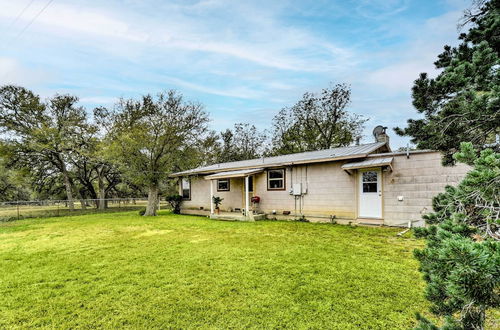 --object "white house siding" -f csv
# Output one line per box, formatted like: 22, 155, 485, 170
381, 152, 469, 227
